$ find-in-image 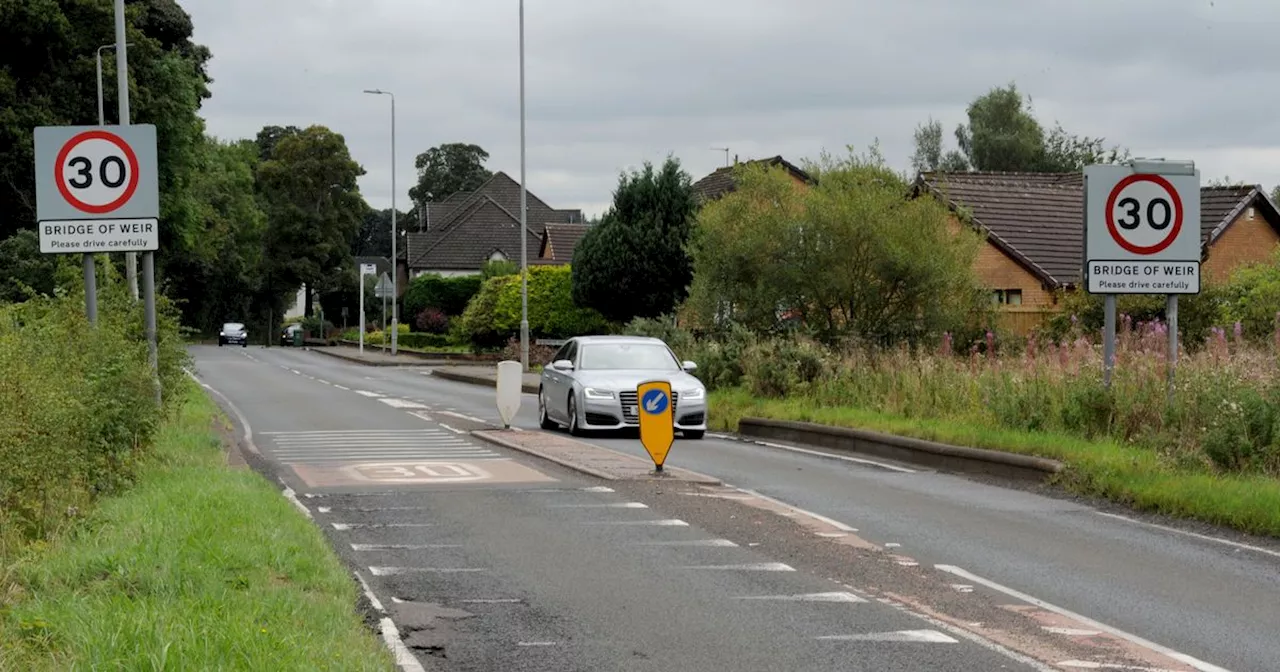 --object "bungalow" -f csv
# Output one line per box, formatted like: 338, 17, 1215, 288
691, 155, 815, 203
910, 171, 1280, 334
